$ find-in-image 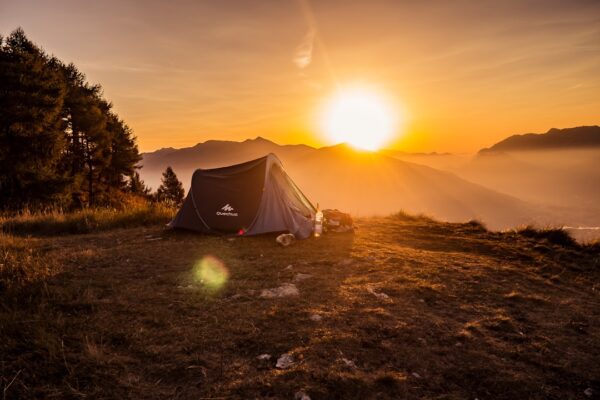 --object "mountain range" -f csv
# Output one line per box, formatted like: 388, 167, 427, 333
479, 126, 600, 153
139, 126, 599, 231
